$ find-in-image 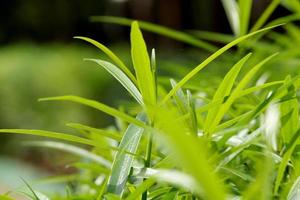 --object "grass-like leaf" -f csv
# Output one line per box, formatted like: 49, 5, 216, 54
187, 90, 198, 134
66, 122, 121, 141
206, 53, 278, 134
280, 77, 299, 145
39, 95, 145, 127
274, 128, 300, 194
239, 0, 253, 36
90, 16, 217, 52
251, 0, 281, 32
154, 106, 227, 199
242, 155, 274, 200
130, 21, 156, 107
221, 0, 240, 36
25, 141, 111, 167
0, 129, 99, 147
191, 30, 234, 43
74, 36, 137, 84
106, 113, 146, 196
204, 53, 252, 133
85, 59, 143, 105
281, 0, 300, 13
287, 176, 300, 200
20, 177, 40, 200
160, 24, 282, 105
0, 195, 14, 200
125, 178, 156, 200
